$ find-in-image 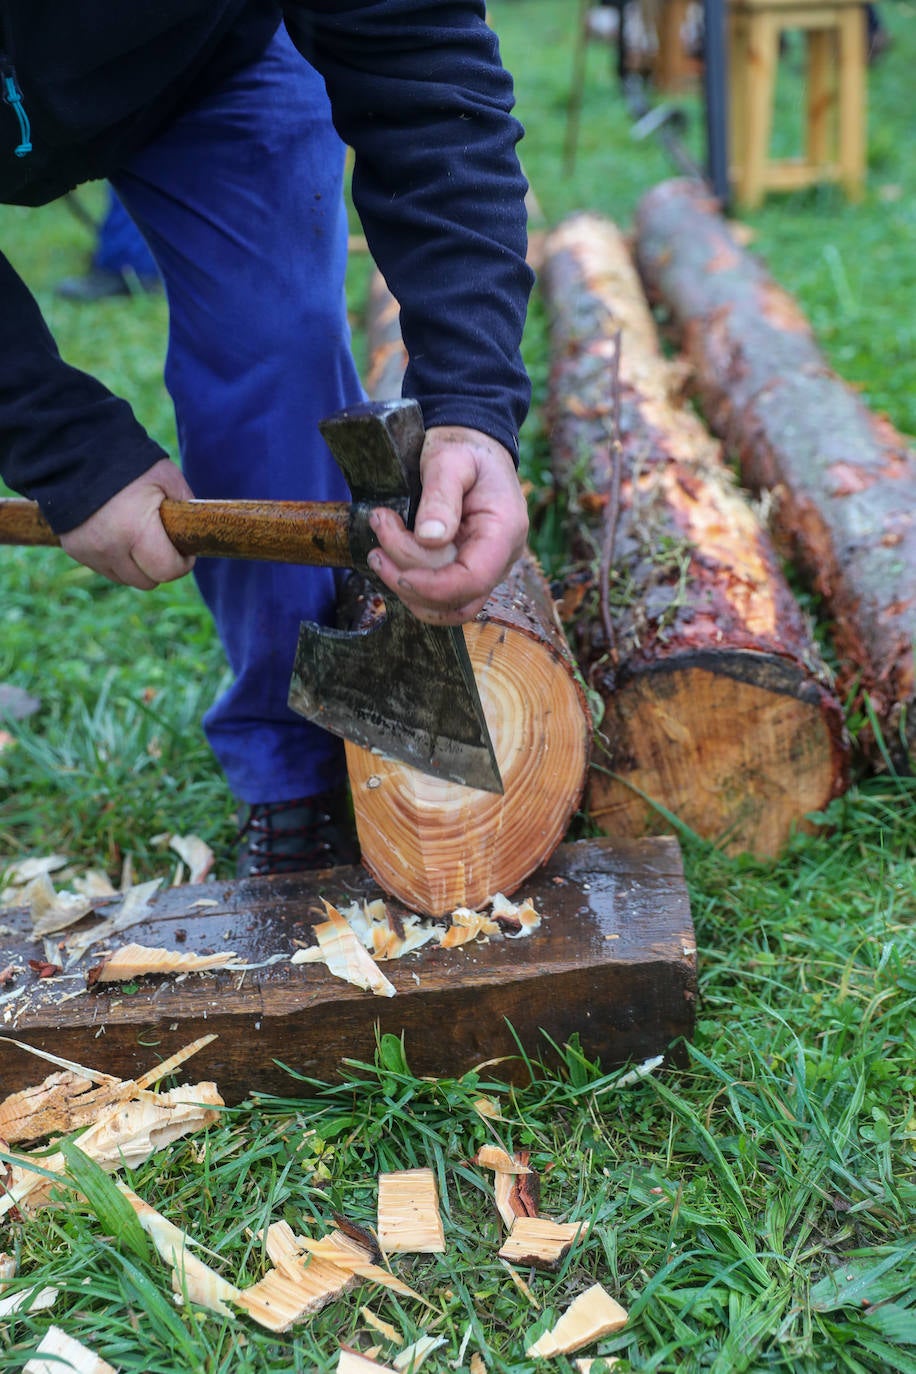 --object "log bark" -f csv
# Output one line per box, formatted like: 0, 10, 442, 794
542, 212, 849, 855
635, 178, 916, 768
348, 274, 591, 916
0, 837, 696, 1102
